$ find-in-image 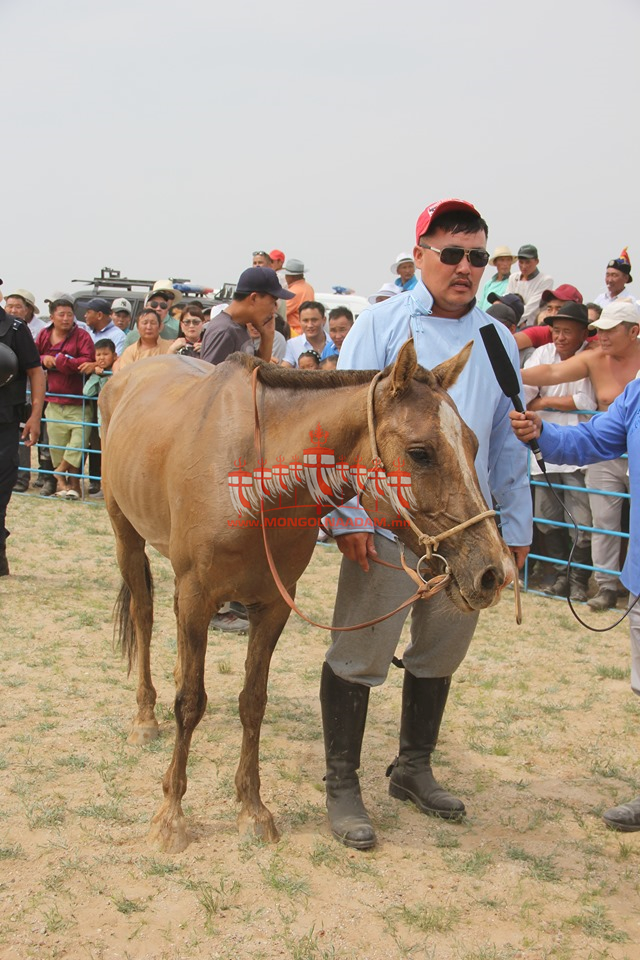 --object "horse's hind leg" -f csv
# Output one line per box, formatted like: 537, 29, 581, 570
110, 507, 158, 745
149, 571, 215, 853
235, 594, 293, 841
